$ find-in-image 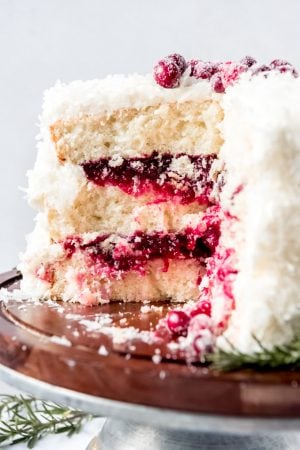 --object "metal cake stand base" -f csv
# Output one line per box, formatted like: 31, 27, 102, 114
87, 419, 300, 450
